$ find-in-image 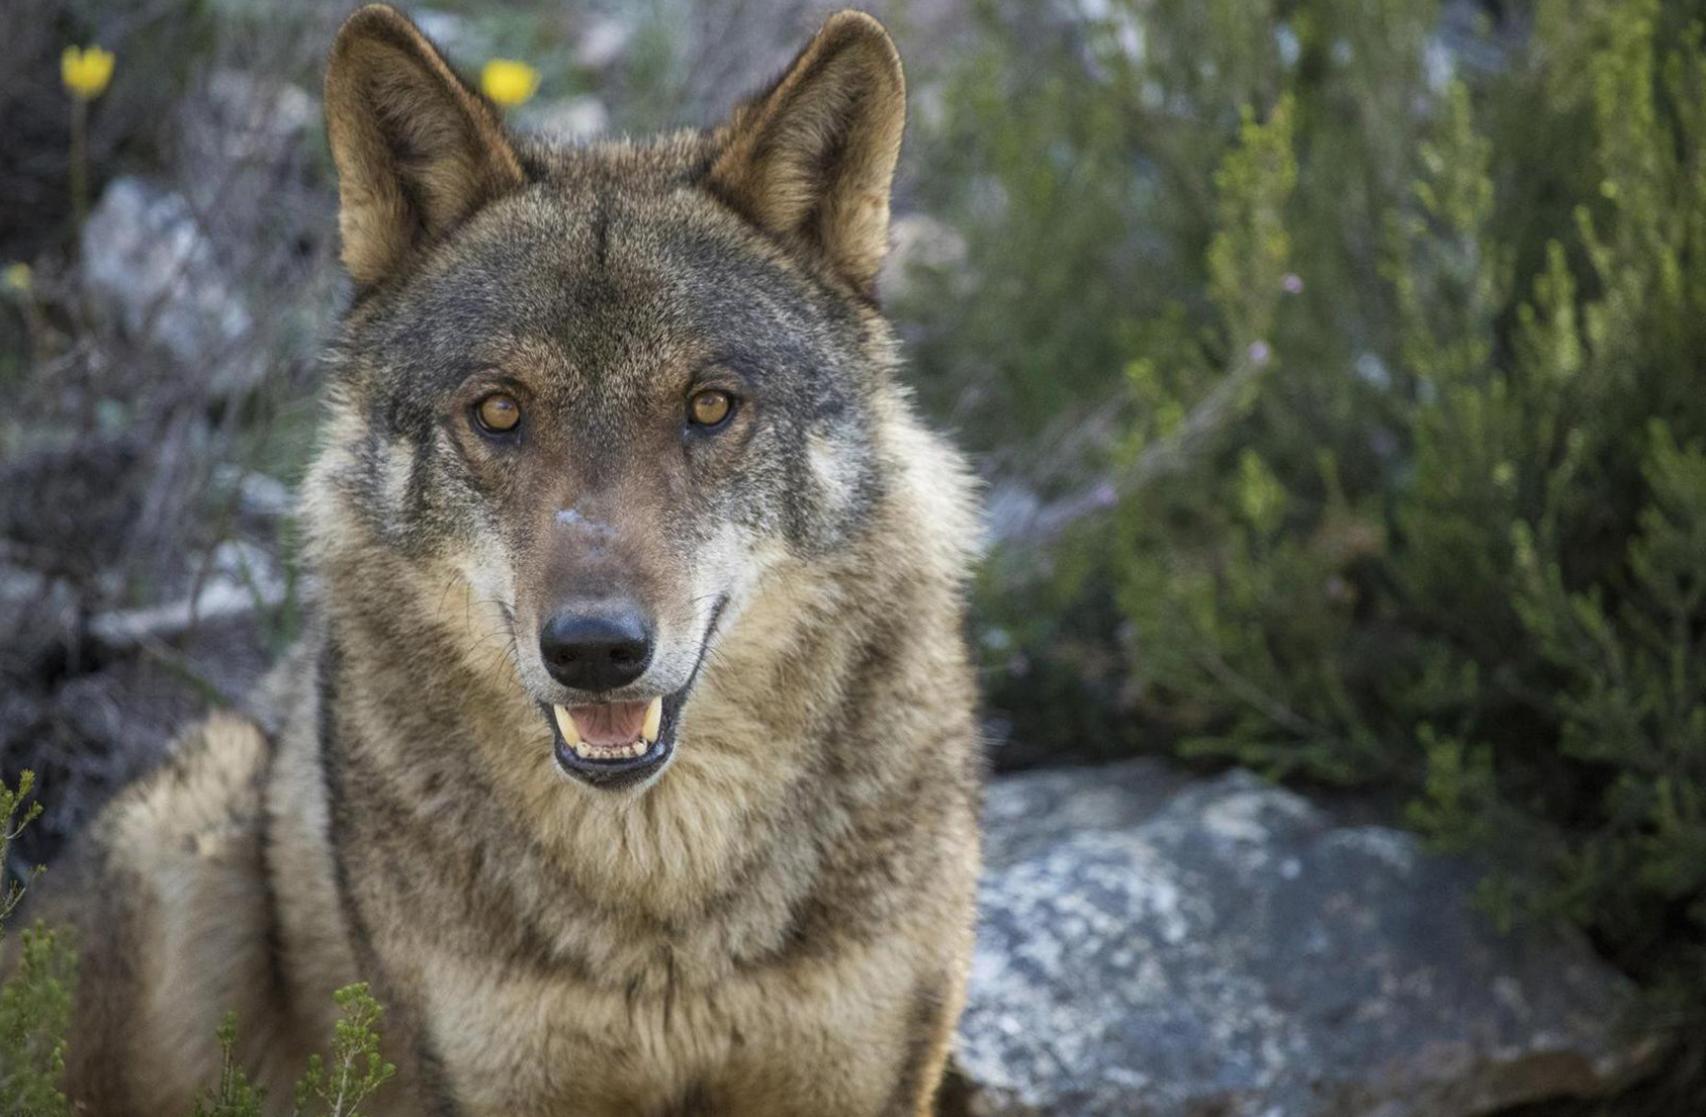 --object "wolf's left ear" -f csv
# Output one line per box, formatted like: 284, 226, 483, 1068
324, 4, 525, 286
705, 11, 905, 297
